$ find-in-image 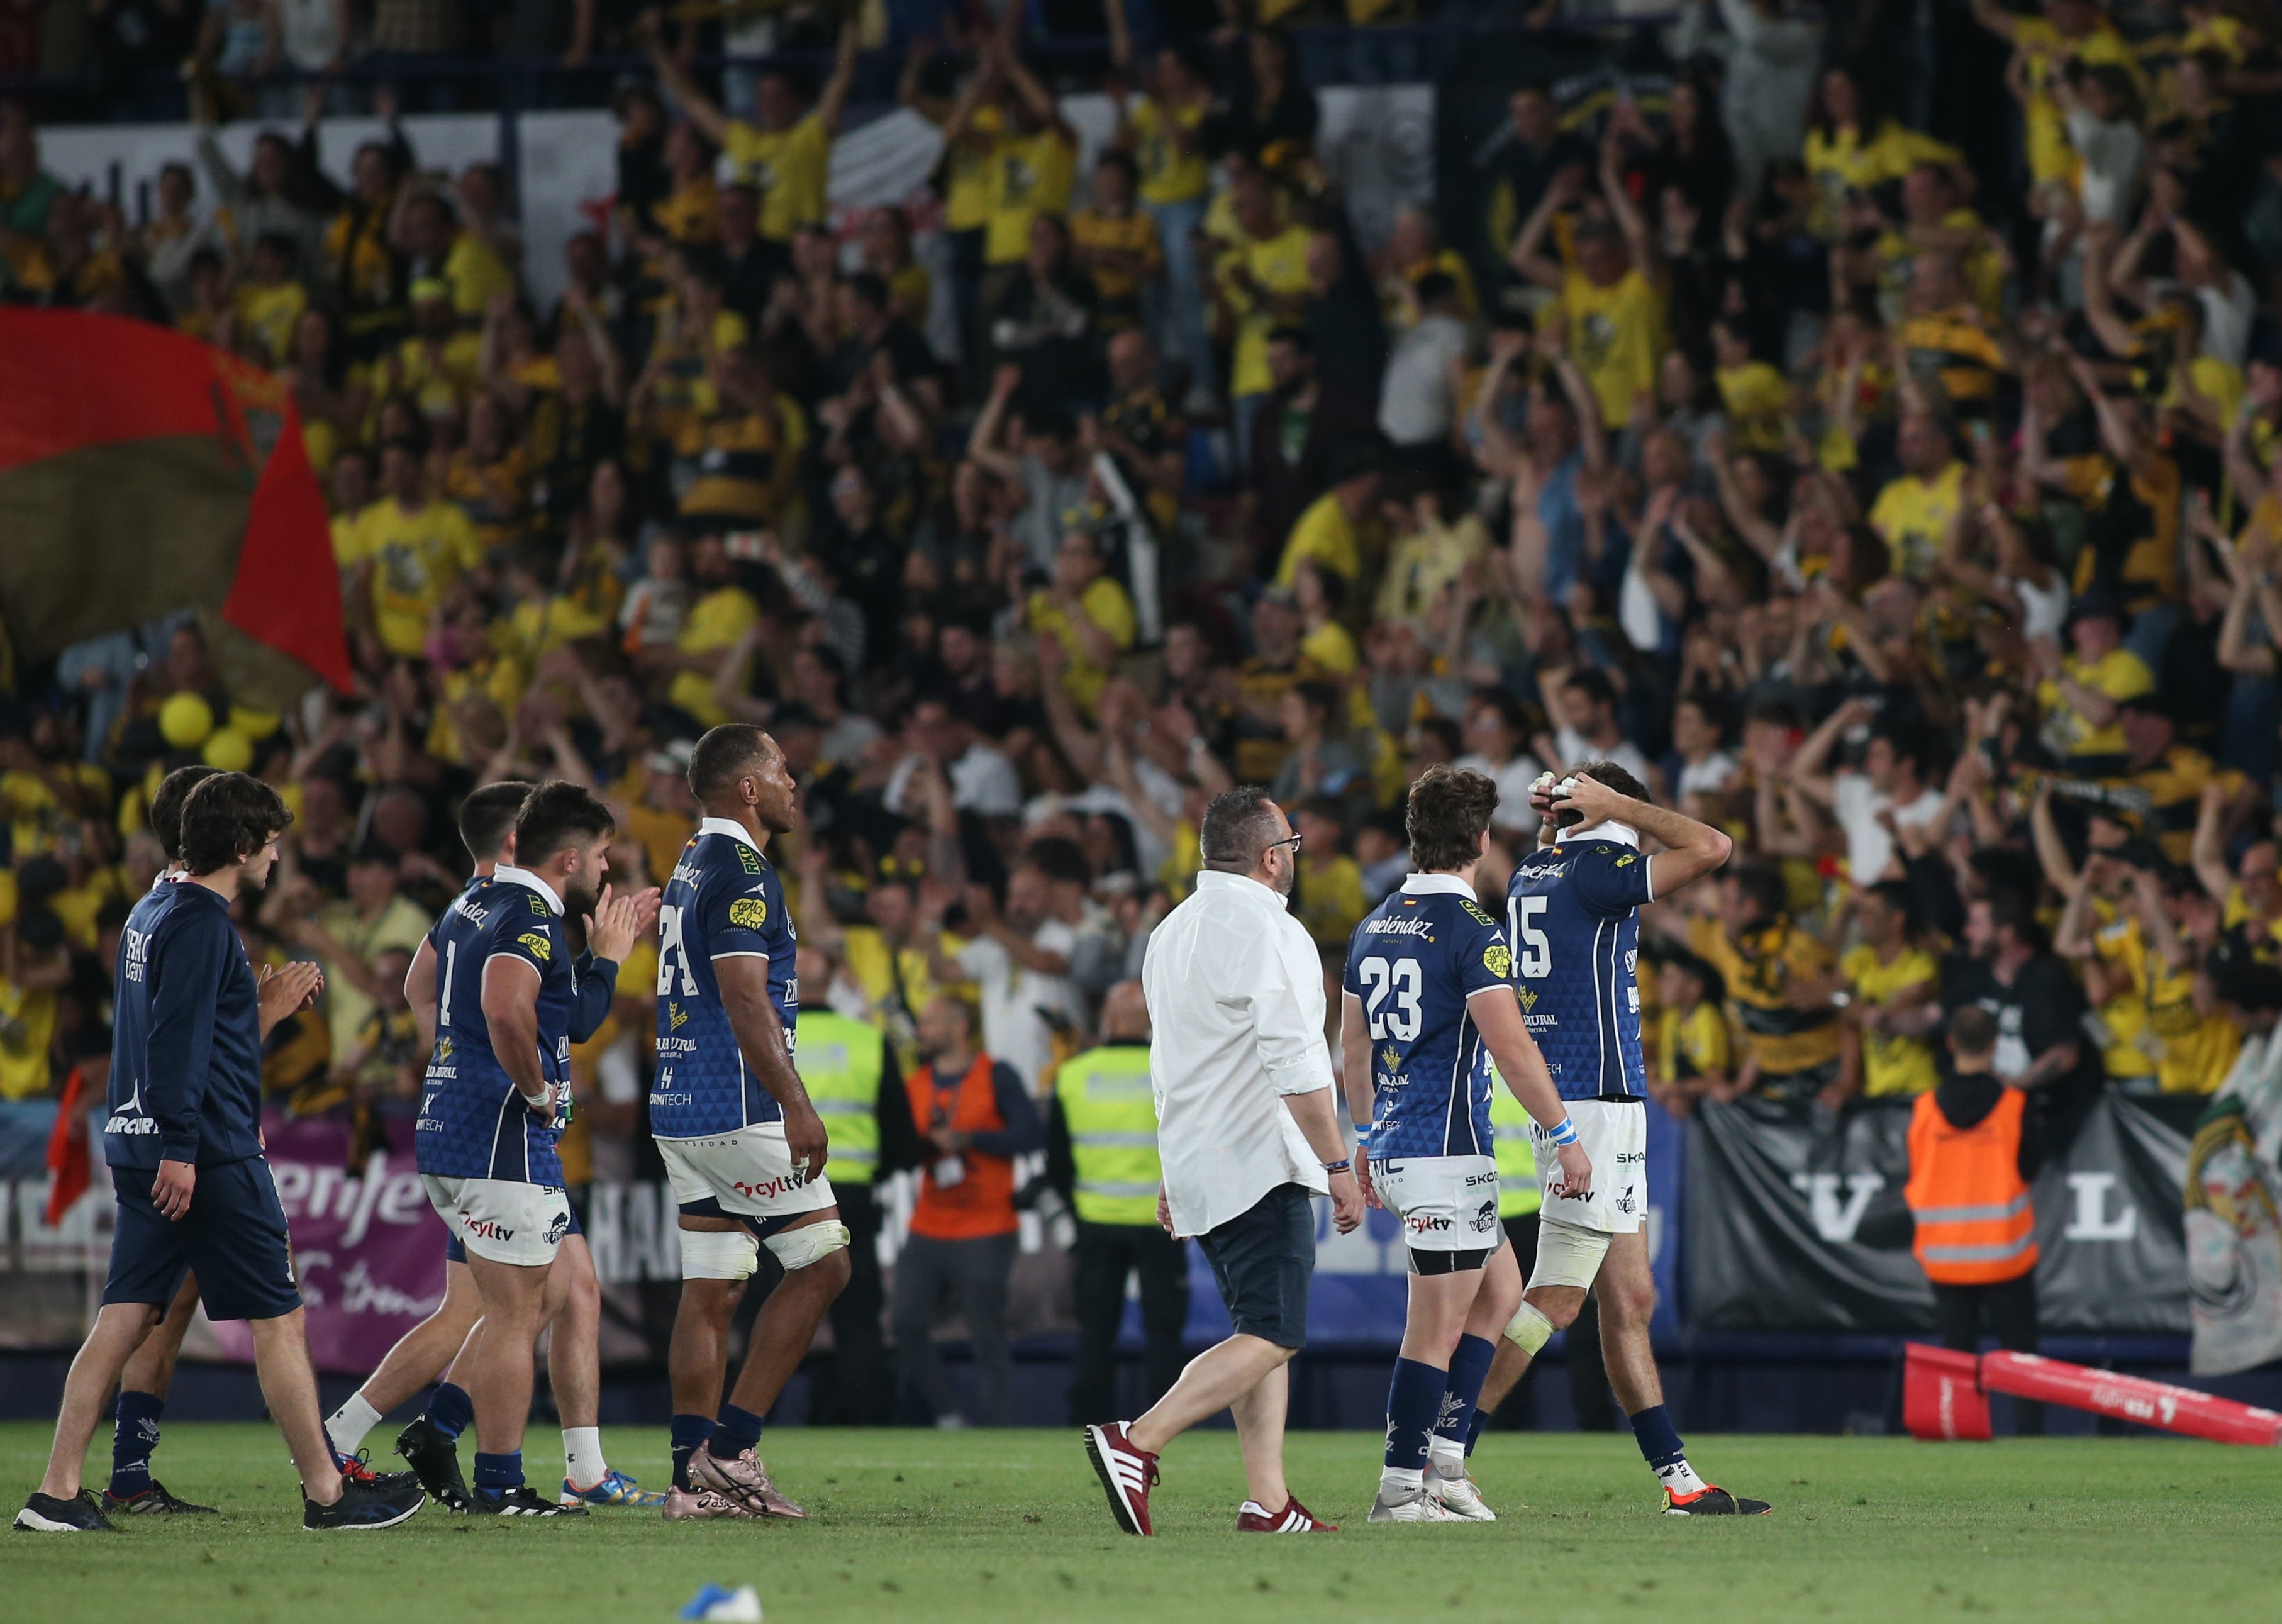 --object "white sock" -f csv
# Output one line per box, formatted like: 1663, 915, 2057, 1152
1379, 1465, 1425, 1494
563, 1427, 606, 1491
1428, 1438, 1466, 1472
1657, 1457, 1707, 1497
326, 1393, 382, 1459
